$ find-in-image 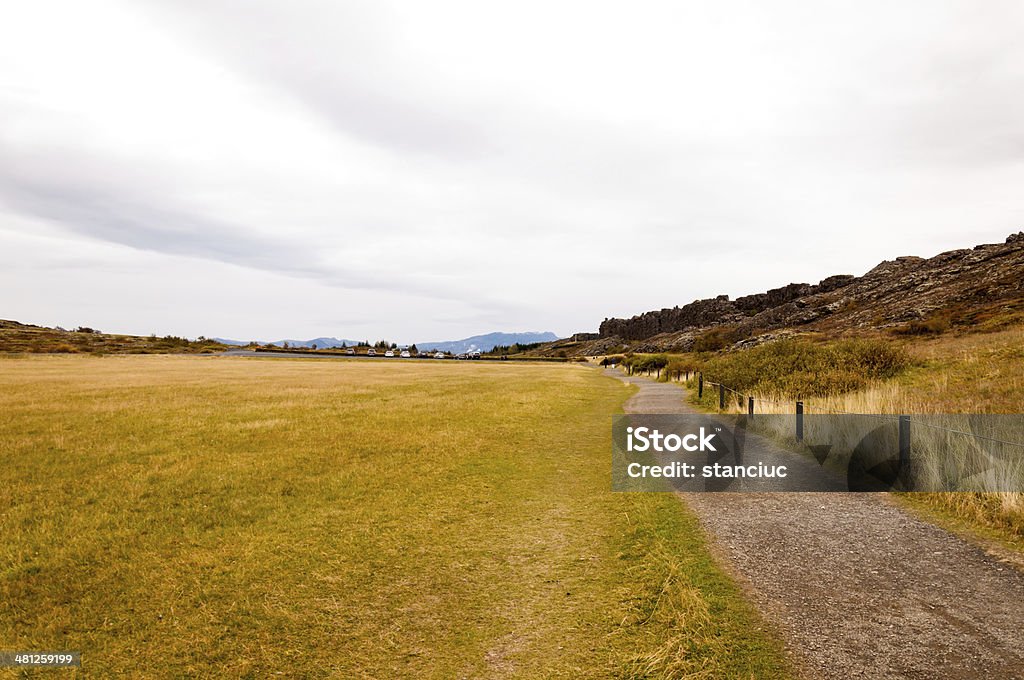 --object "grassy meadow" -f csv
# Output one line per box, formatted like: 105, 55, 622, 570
0, 355, 789, 678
